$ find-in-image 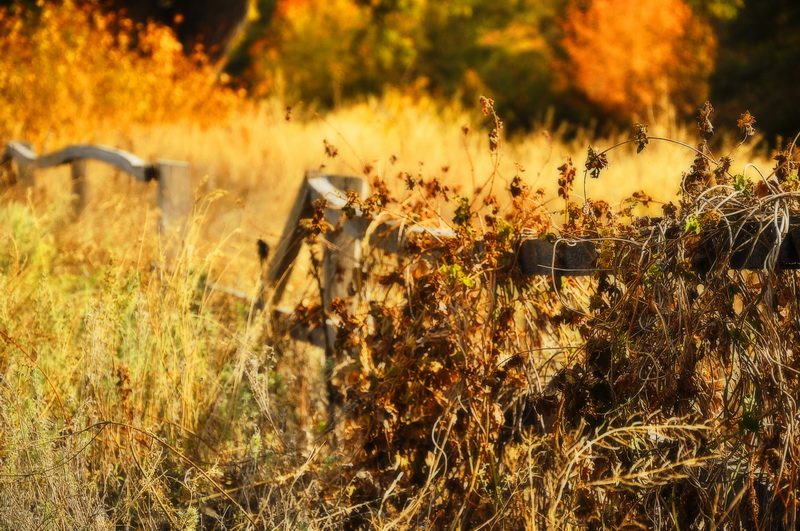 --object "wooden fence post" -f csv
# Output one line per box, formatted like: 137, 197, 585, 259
3, 141, 36, 189
321, 175, 369, 317
16, 161, 35, 189
265, 178, 313, 308
317, 175, 368, 432
70, 159, 88, 214
157, 160, 192, 235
